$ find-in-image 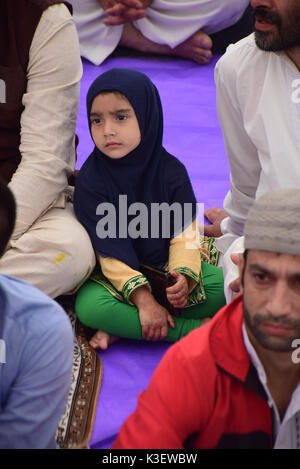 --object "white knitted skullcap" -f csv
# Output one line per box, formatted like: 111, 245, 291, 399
244, 189, 300, 255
